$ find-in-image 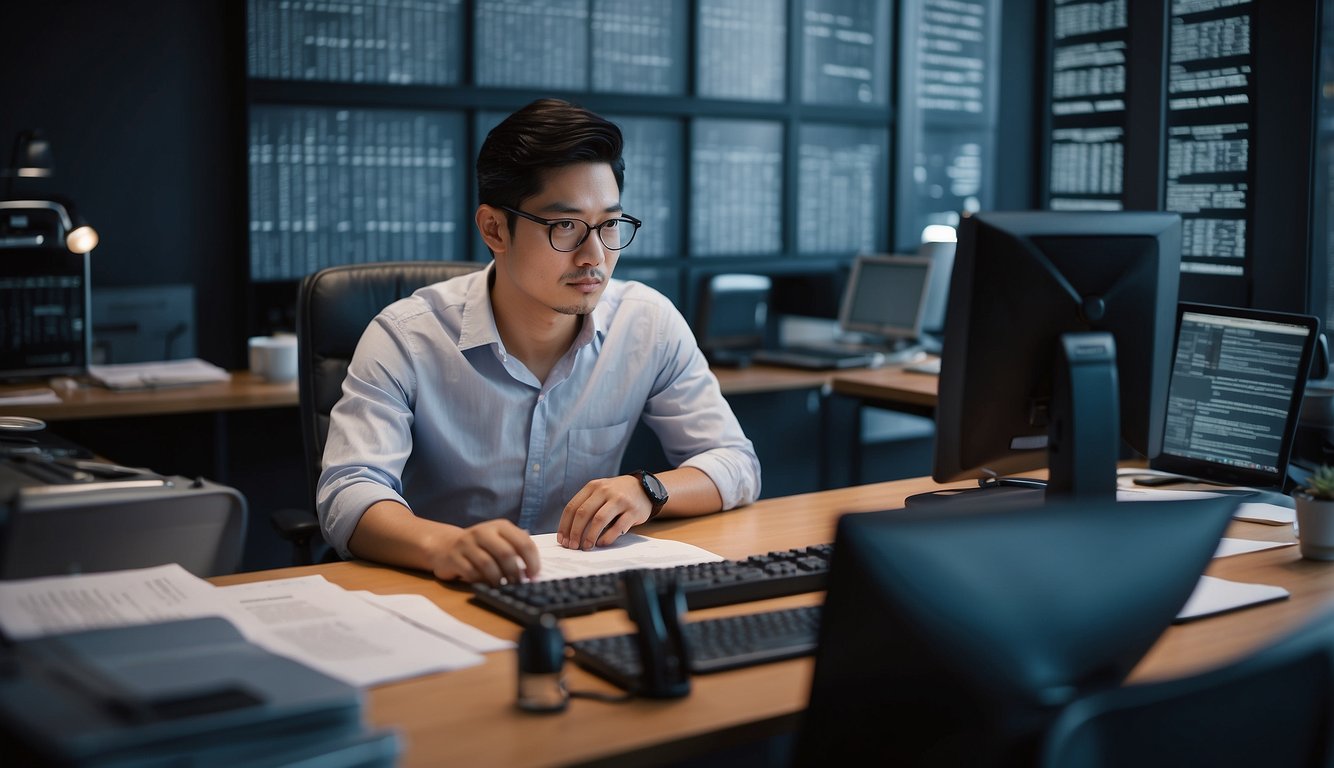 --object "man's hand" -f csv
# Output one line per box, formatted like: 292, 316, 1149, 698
429, 519, 541, 585
558, 475, 651, 550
